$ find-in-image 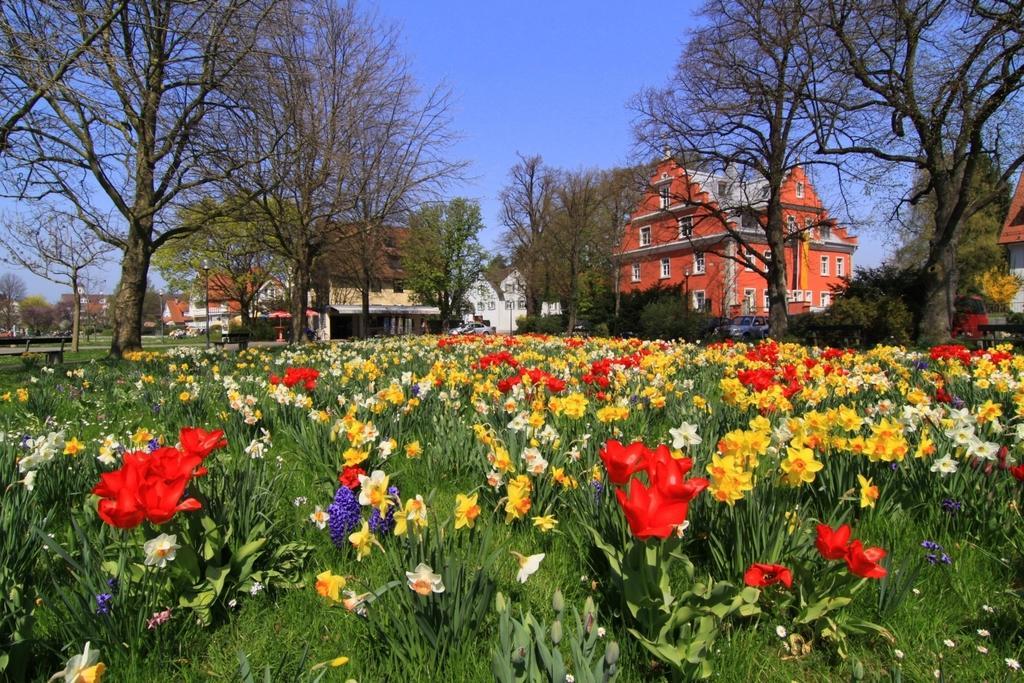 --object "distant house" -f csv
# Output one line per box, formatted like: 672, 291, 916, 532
998, 169, 1024, 312
464, 268, 561, 334
320, 226, 439, 338
163, 298, 190, 327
